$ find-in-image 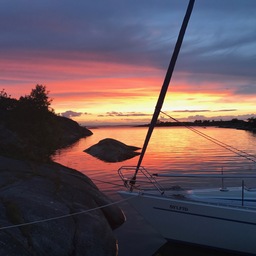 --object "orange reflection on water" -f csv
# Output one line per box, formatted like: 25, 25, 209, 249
53, 126, 256, 192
